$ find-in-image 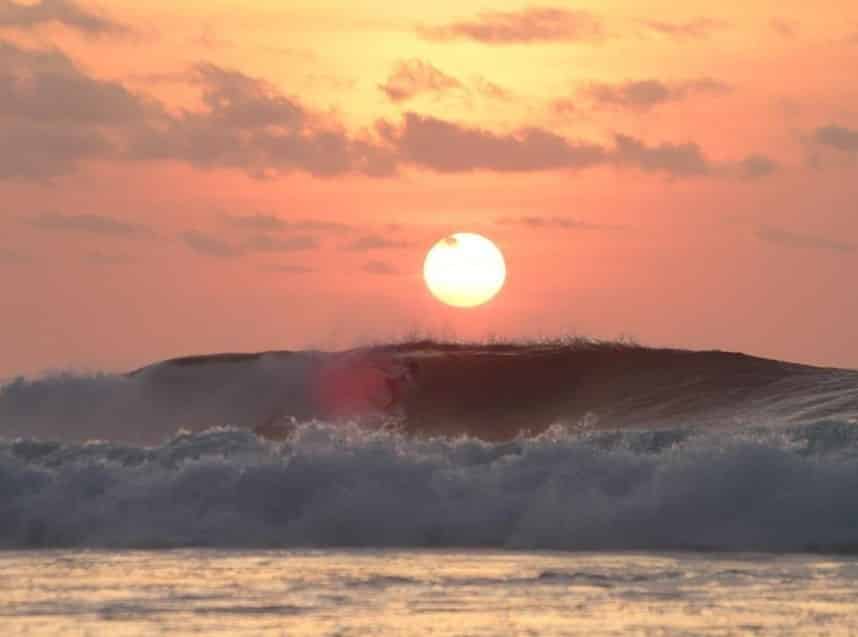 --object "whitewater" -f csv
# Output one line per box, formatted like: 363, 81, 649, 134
3, 341, 858, 634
